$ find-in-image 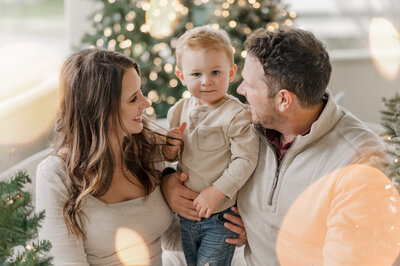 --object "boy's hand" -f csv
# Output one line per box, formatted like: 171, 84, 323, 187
194, 185, 226, 218
162, 122, 186, 161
